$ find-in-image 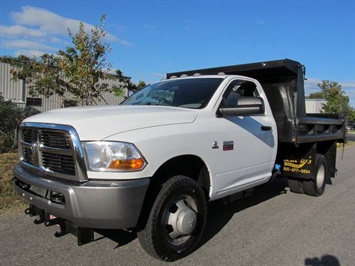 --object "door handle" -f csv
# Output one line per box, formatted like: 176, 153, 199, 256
261, 126, 272, 131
